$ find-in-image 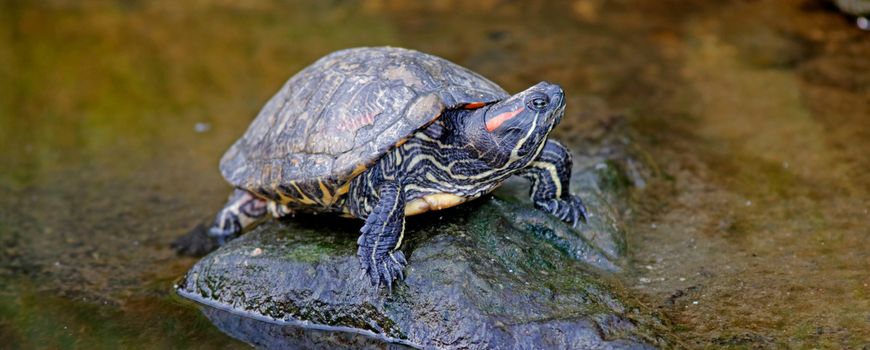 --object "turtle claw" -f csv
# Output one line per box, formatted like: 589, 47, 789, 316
389, 251, 407, 281
391, 250, 408, 266
568, 195, 589, 227
571, 196, 589, 227
358, 248, 408, 291
381, 263, 395, 293
537, 195, 589, 228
